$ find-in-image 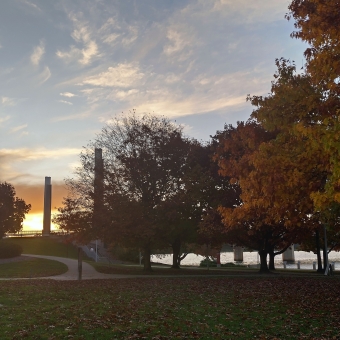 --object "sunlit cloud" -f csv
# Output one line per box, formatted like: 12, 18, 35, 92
56, 13, 99, 65
60, 92, 76, 97
0, 147, 81, 162
81, 63, 144, 88
58, 100, 73, 105
30, 40, 45, 66
0, 148, 82, 185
